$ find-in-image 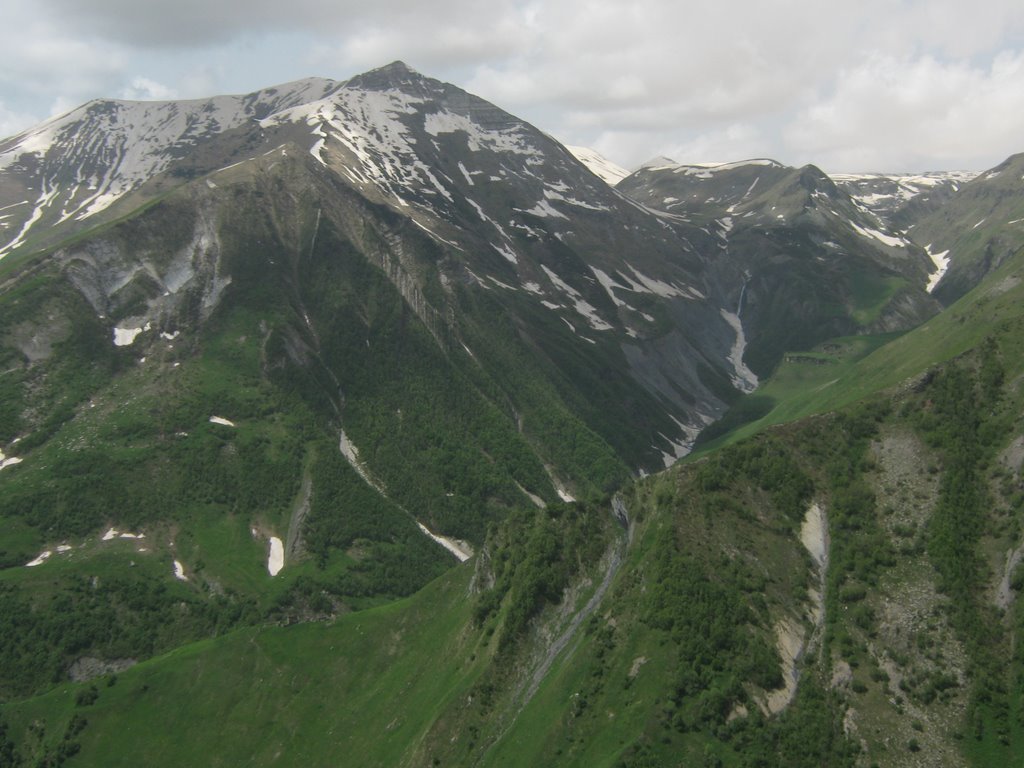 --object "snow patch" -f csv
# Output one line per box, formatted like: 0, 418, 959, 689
925, 244, 951, 293
589, 266, 628, 307
616, 264, 704, 300
267, 536, 284, 576
850, 221, 908, 248
491, 243, 519, 265
113, 322, 151, 346
26, 551, 52, 567
542, 186, 610, 212
566, 145, 629, 186
522, 281, 543, 295
518, 198, 568, 220
487, 276, 516, 290
0, 448, 22, 470
423, 109, 541, 157
541, 265, 612, 331
339, 429, 385, 492
0, 184, 59, 256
